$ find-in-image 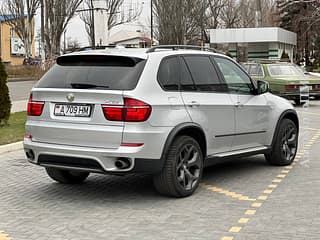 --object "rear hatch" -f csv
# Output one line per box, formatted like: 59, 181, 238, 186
27, 54, 146, 149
